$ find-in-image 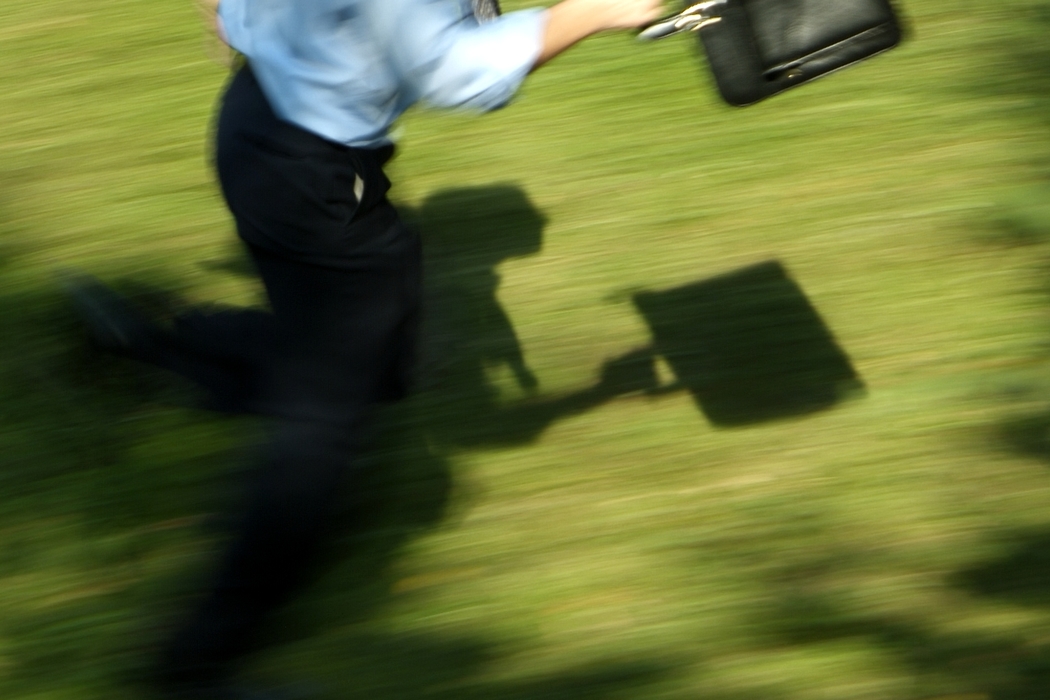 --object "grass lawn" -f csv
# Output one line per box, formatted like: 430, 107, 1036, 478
3, 0, 1050, 698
